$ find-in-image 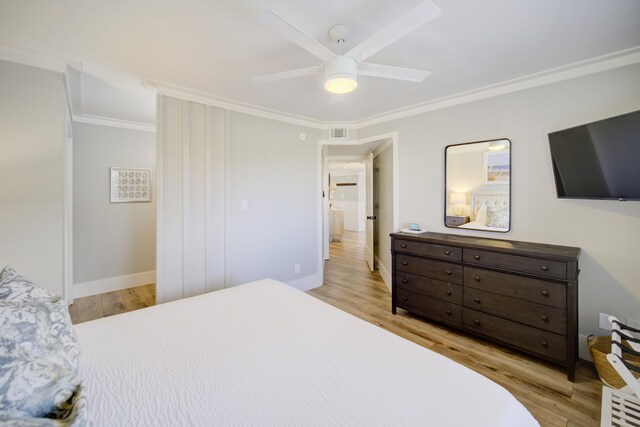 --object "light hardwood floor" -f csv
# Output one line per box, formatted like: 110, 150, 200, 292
69, 231, 602, 426
68, 283, 155, 324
